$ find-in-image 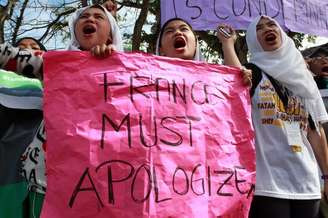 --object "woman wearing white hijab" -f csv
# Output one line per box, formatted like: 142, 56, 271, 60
156, 18, 252, 87
155, 18, 204, 61
219, 16, 328, 218
67, 4, 123, 56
